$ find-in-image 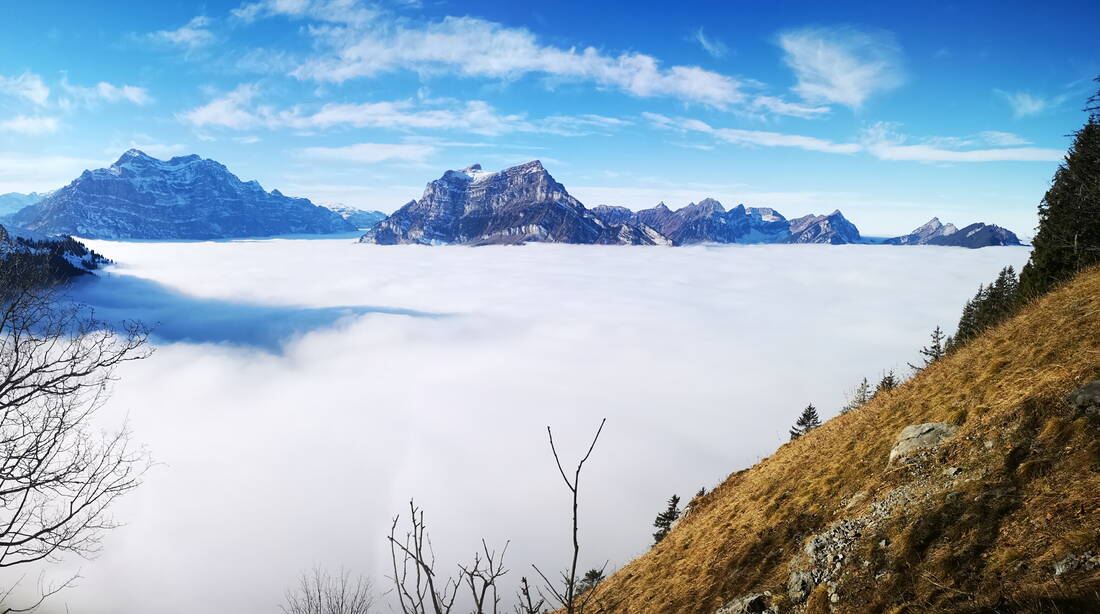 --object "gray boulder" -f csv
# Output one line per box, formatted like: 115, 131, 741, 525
714, 592, 774, 614
1068, 380, 1100, 416
888, 422, 959, 464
